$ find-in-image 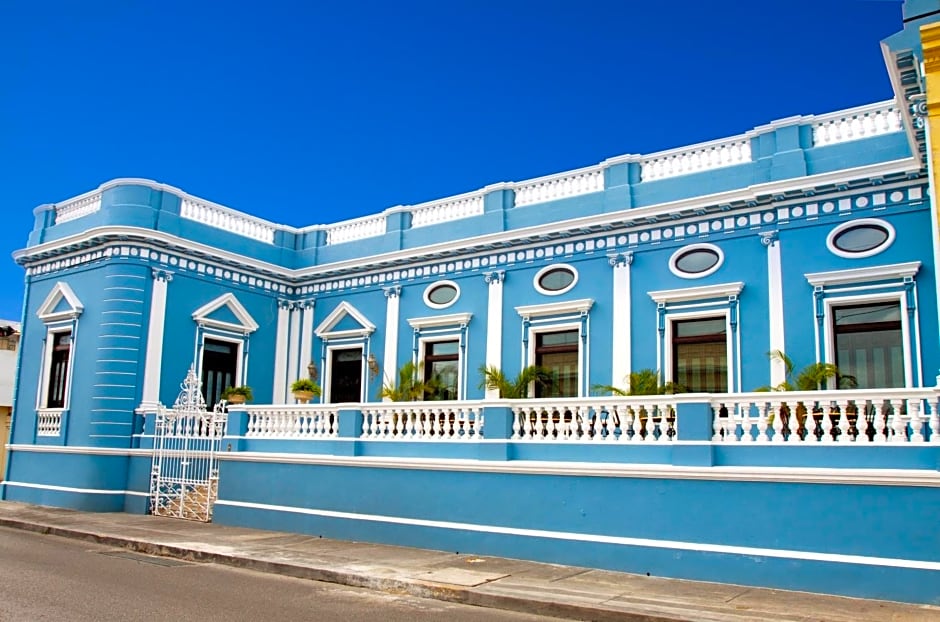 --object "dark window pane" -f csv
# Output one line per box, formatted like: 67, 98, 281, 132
674, 249, 720, 274
427, 284, 457, 305
428, 341, 459, 356
832, 225, 889, 253
535, 330, 579, 398
675, 318, 726, 338
833, 302, 903, 389
538, 268, 575, 292
834, 304, 900, 326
